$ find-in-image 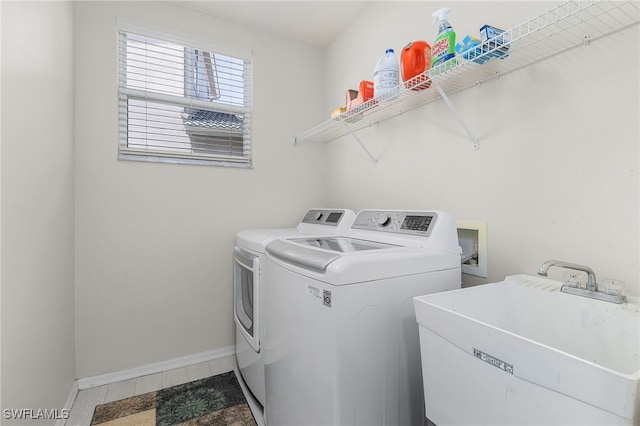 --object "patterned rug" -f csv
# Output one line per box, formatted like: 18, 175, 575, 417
90, 371, 256, 426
